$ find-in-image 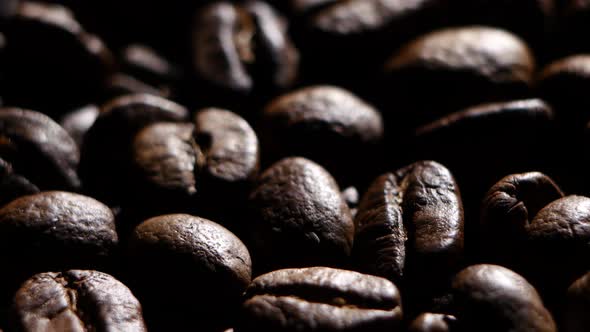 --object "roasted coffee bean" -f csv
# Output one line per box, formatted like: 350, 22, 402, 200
260, 86, 383, 186
1, 2, 114, 116
249, 157, 354, 272
238, 267, 403, 332
408, 313, 457, 332
0, 191, 117, 281
127, 214, 251, 331
341, 186, 360, 218
80, 94, 188, 204
565, 271, 590, 332
381, 26, 535, 129
192, 1, 299, 111
102, 73, 170, 103
131, 108, 259, 223
451, 264, 556, 332
353, 160, 463, 313
480, 172, 564, 269
525, 196, 590, 300
0, 108, 81, 193
295, 0, 452, 90
120, 44, 180, 90
60, 105, 99, 149
12, 270, 146, 332
413, 99, 555, 219
537, 55, 590, 127
0, 158, 38, 206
